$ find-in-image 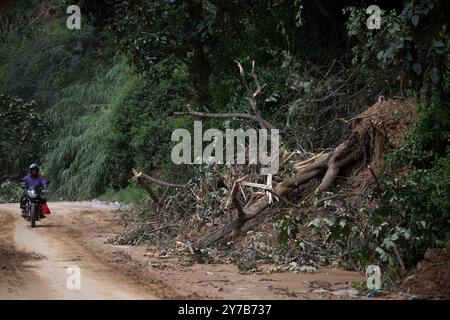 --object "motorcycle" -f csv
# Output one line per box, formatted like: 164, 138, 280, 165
24, 187, 45, 228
